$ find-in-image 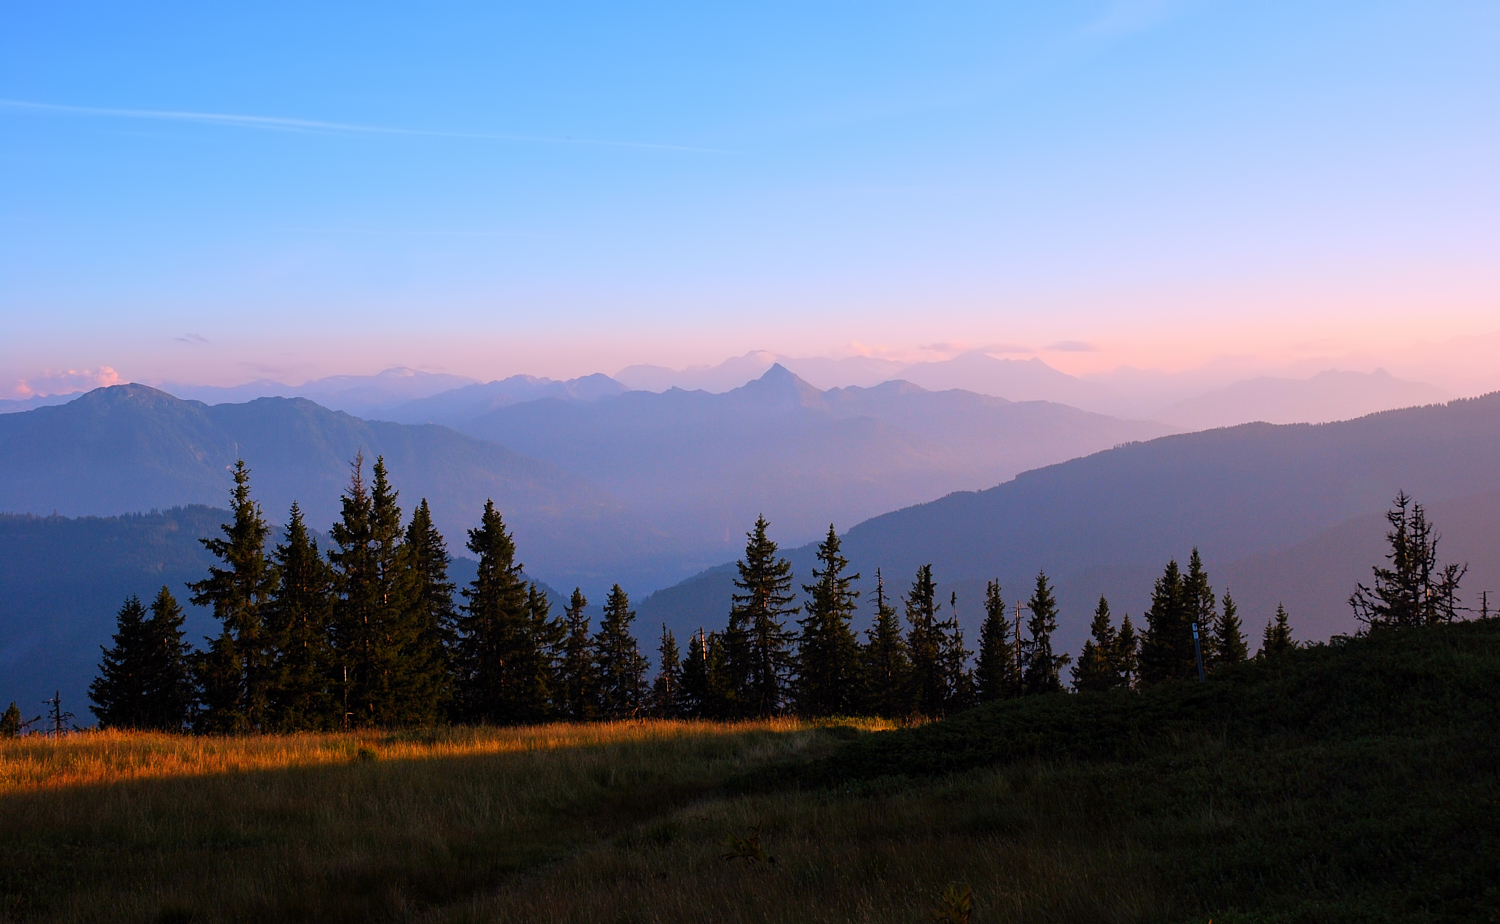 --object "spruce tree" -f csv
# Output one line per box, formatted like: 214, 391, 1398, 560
265, 503, 335, 731
1183, 549, 1220, 667
141, 586, 194, 731
941, 591, 975, 712
1072, 596, 1121, 693
90, 596, 153, 729
859, 569, 912, 717
1021, 570, 1070, 695
396, 499, 457, 725
1139, 558, 1193, 684
1350, 492, 1467, 629
453, 499, 534, 724
904, 565, 943, 715
975, 580, 1016, 703
1115, 614, 1139, 688
727, 516, 797, 717
678, 628, 710, 719
557, 589, 599, 721
650, 625, 682, 718
328, 454, 375, 727
595, 584, 648, 719
1214, 590, 1249, 666
0, 703, 21, 737
524, 583, 565, 718
356, 456, 414, 725
793, 525, 861, 716
1260, 604, 1295, 657
189, 460, 278, 733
